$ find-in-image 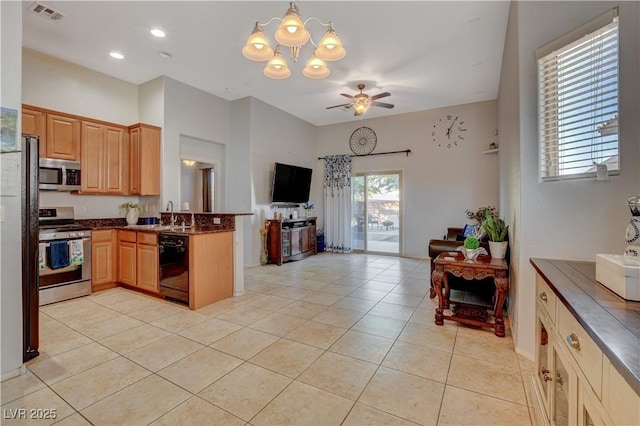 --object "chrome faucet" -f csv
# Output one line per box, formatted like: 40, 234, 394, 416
166, 201, 176, 226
